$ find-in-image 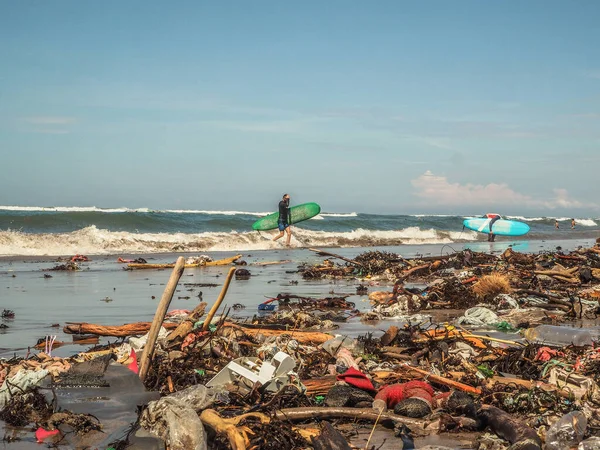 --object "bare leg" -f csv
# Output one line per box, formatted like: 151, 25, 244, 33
285, 227, 292, 247
272, 231, 284, 241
